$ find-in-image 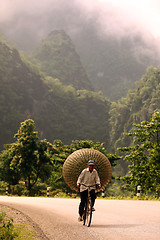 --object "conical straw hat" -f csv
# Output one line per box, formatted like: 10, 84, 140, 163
62, 148, 112, 192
